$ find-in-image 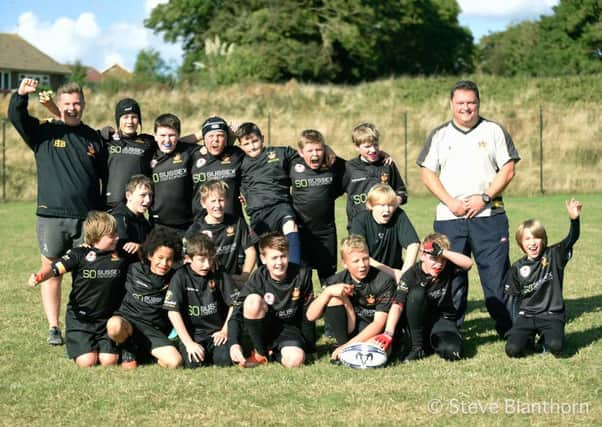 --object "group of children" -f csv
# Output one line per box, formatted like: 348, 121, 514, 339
28, 90, 583, 369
